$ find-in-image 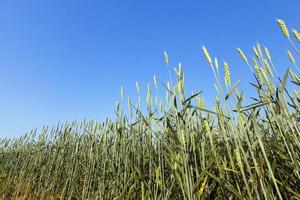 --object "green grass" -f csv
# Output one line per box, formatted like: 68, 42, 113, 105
0, 19, 300, 200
